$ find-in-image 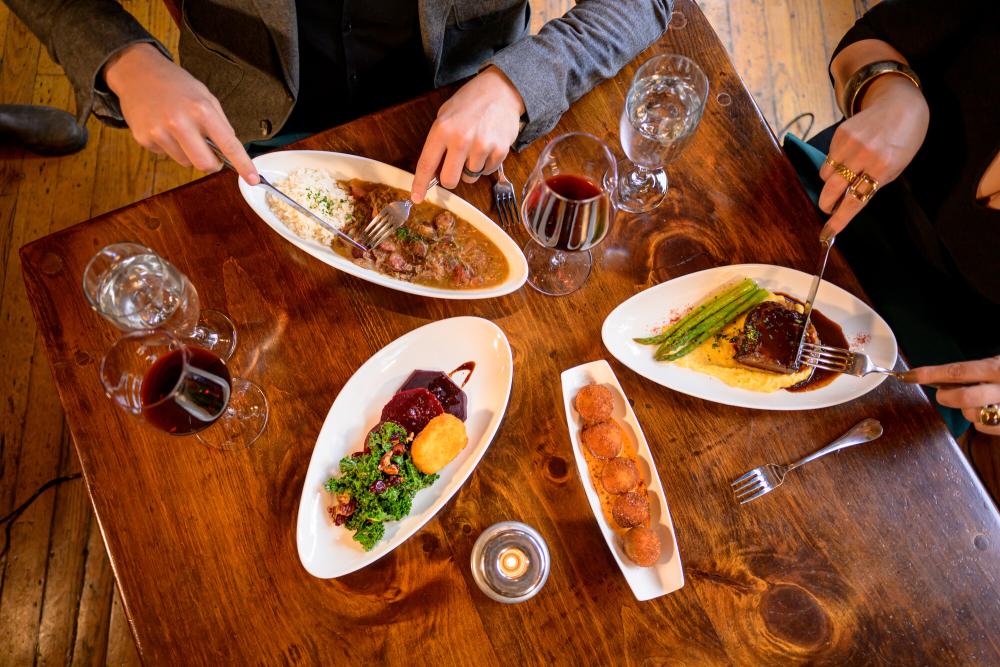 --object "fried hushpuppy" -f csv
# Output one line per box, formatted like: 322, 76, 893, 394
622, 527, 661, 566
601, 457, 639, 495
580, 420, 623, 459
575, 384, 614, 424
411, 413, 468, 474
612, 491, 649, 528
